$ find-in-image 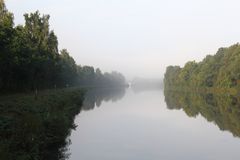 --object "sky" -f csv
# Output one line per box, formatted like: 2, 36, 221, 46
5, 0, 240, 80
